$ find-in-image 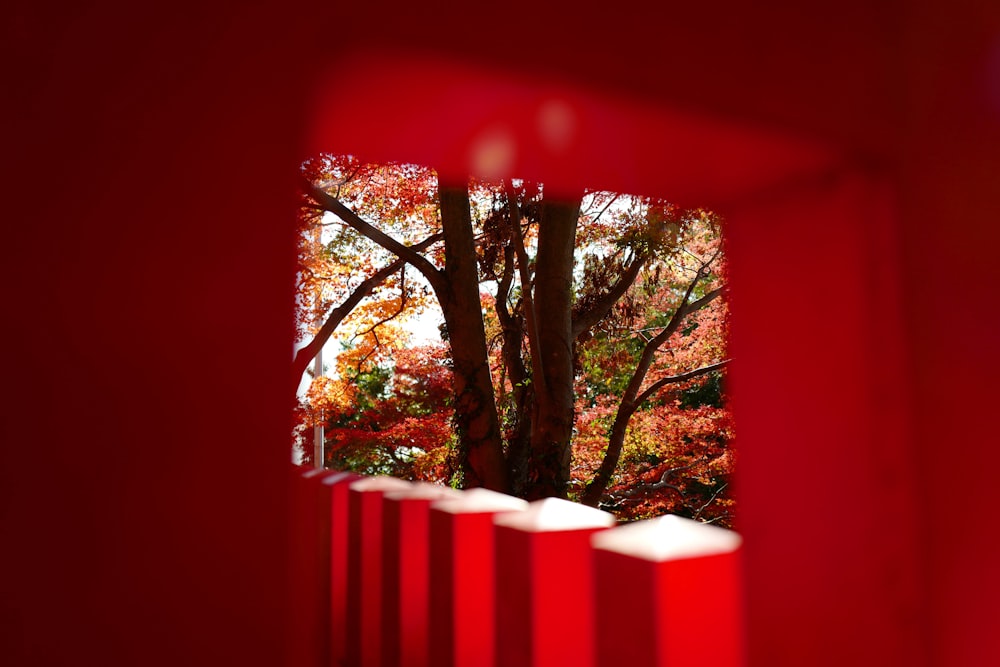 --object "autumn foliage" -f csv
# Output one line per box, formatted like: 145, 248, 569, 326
294, 156, 734, 526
